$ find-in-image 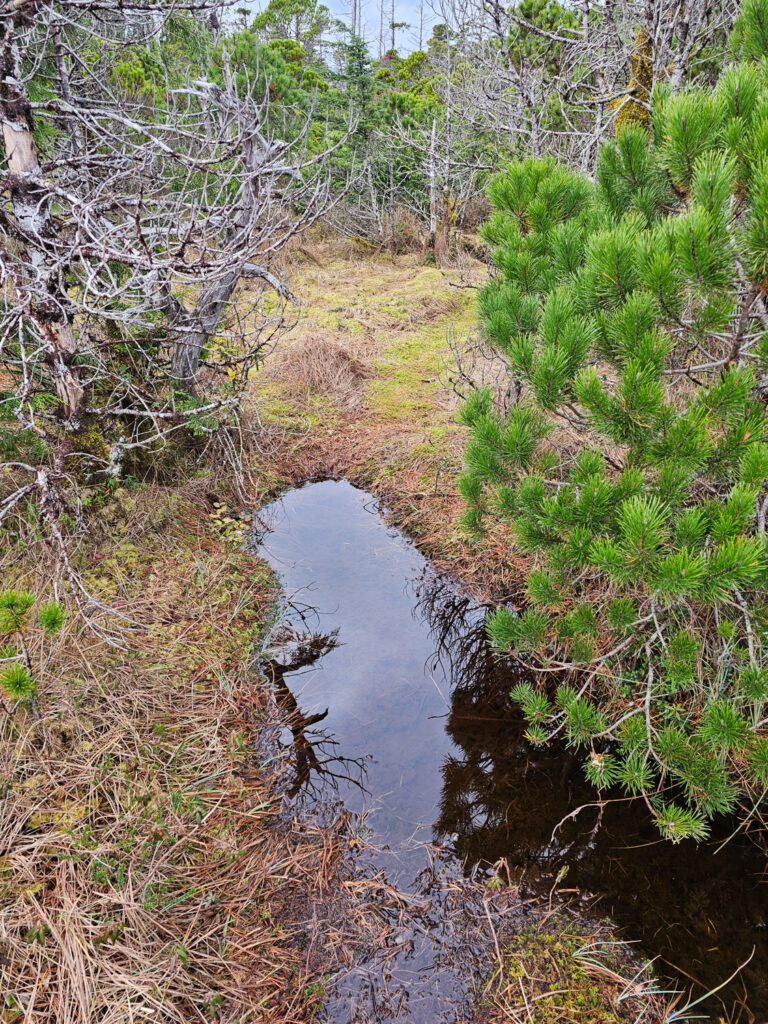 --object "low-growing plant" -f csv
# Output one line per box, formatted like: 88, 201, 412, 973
0, 591, 65, 706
